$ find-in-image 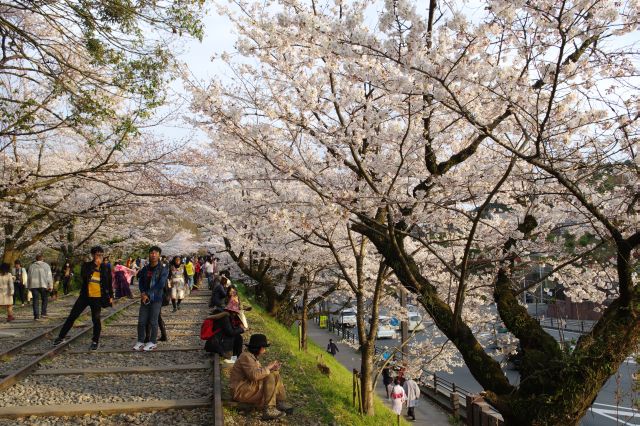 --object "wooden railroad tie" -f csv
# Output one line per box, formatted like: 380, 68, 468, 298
0, 398, 210, 419
32, 363, 210, 376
